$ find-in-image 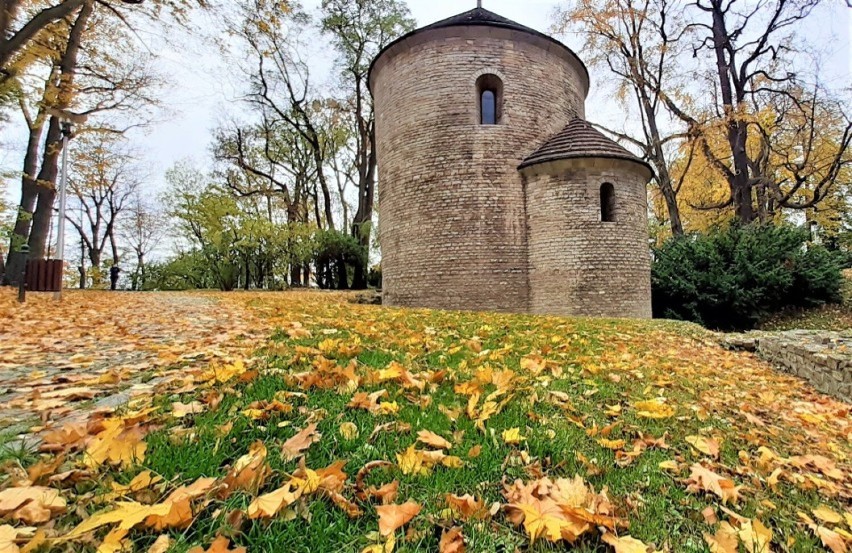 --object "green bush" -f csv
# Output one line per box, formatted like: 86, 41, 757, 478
652, 223, 843, 331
